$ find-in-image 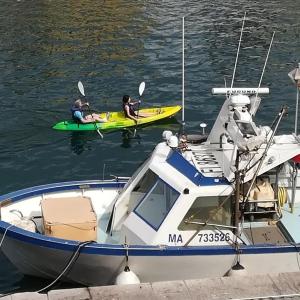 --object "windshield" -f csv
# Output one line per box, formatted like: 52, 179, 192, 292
120, 157, 150, 192
178, 195, 232, 231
